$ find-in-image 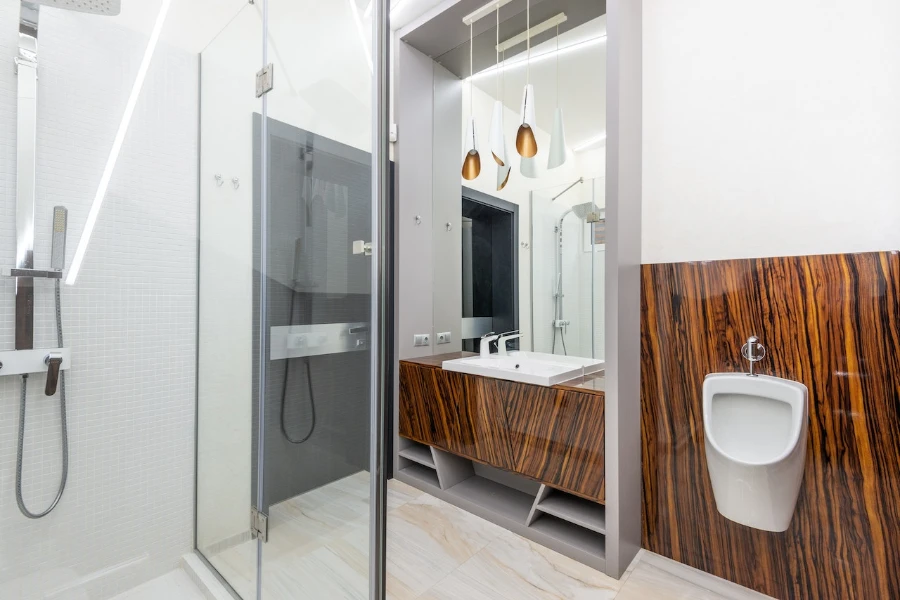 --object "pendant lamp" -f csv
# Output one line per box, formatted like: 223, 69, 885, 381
520, 155, 538, 179
462, 22, 481, 180
516, 0, 538, 158
547, 24, 567, 169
